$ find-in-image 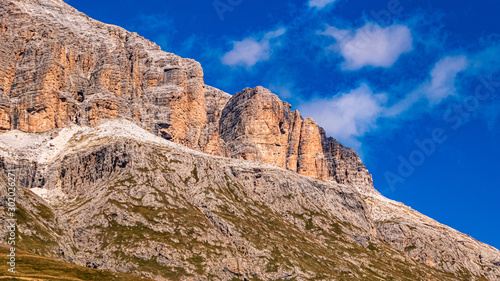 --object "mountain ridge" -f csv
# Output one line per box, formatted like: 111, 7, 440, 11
0, 0, 499, 280
0, 0, 374, 195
